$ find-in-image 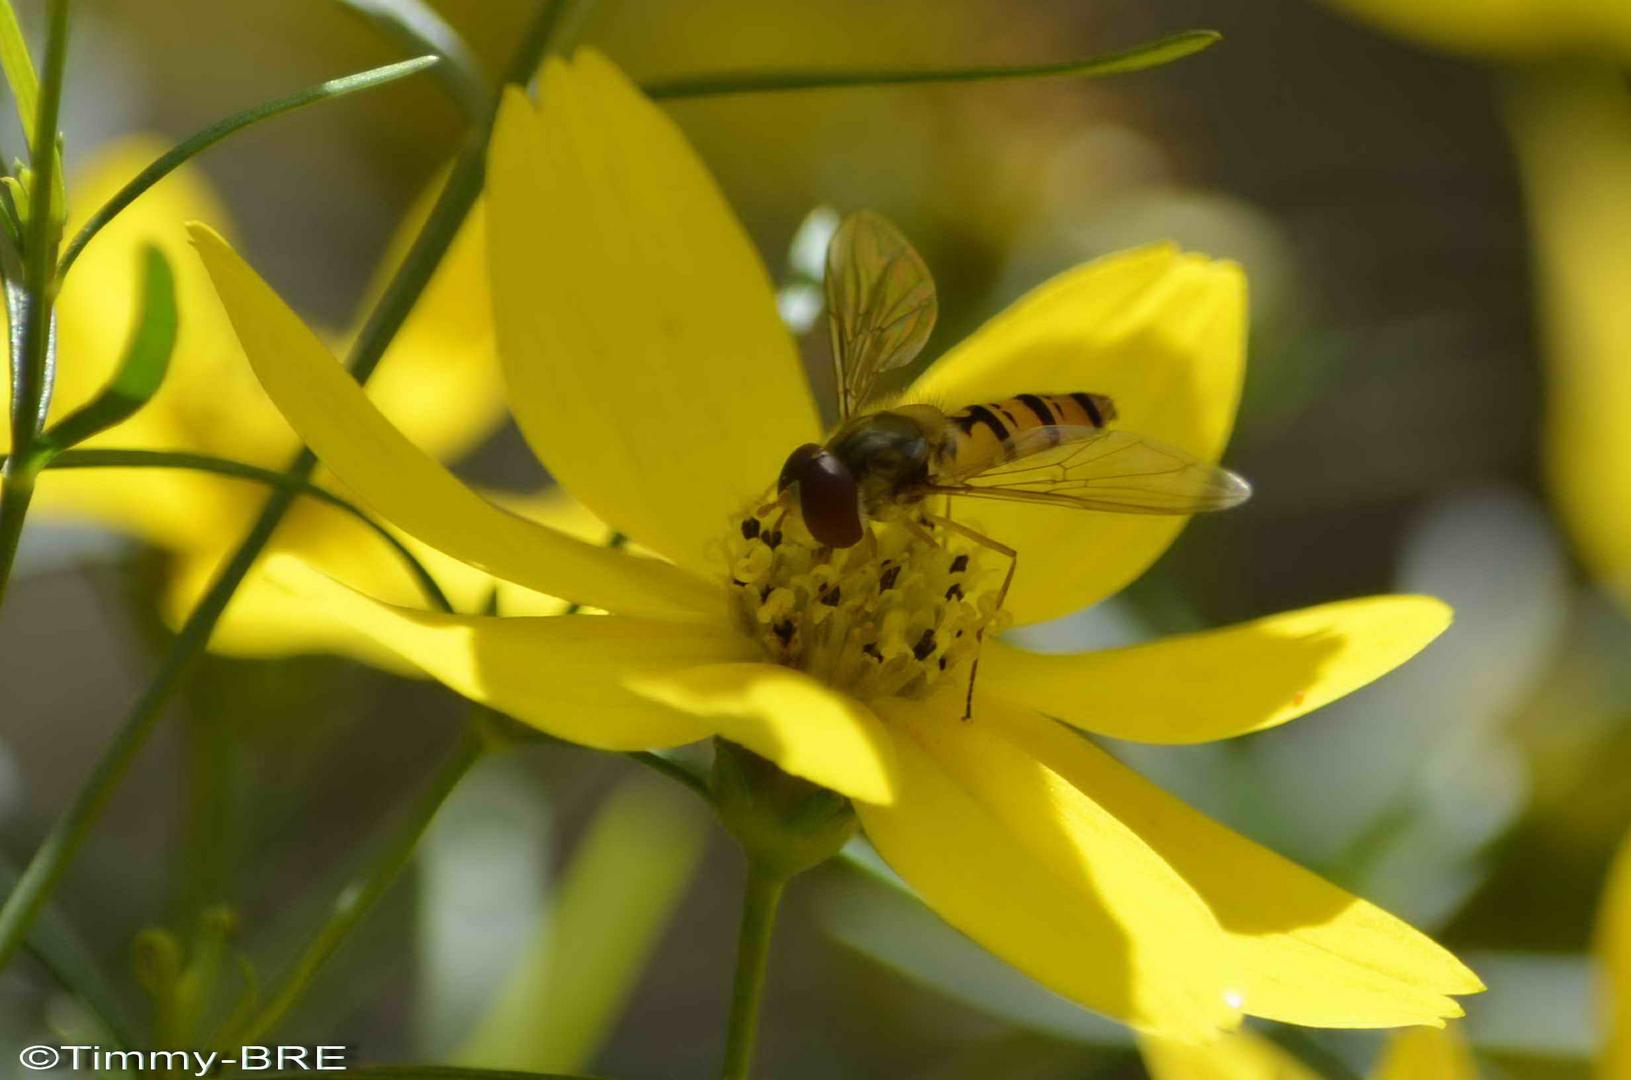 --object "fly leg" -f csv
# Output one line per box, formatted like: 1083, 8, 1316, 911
924, 515, 1016, 721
